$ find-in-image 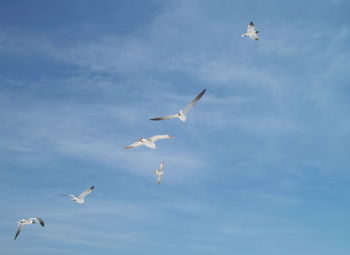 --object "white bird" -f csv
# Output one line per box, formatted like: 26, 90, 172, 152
62, 186, 95, 204
150, 89, 206, 122
154, 161, 165, 184
14, 217, 45, 240
241, 21, 259, 40
124, 135, 174, 150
